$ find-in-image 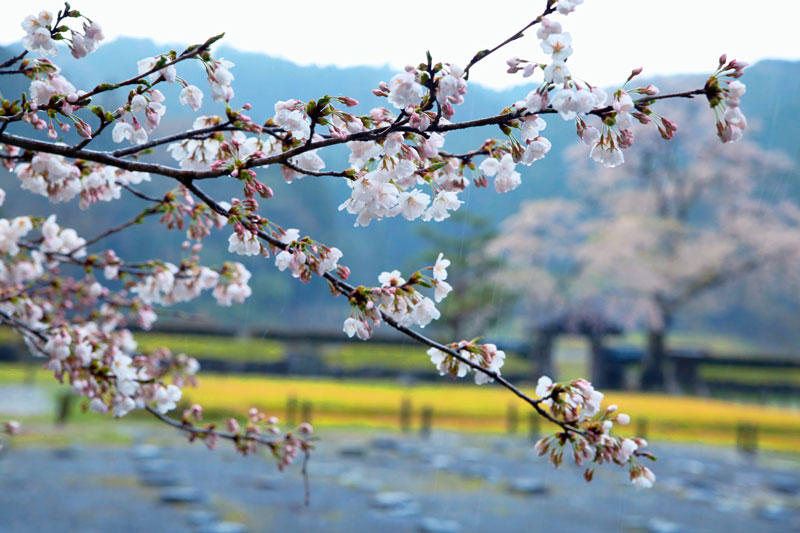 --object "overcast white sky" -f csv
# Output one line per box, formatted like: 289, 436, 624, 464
2, 1, 799, 90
